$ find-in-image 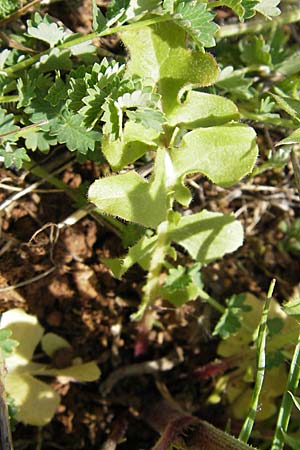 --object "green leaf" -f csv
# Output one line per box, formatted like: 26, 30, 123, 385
173, 1, 218, 48
88, 148, 169, 227
1, 309, 100, 426
216, 66, 254, 100
282, 430, 300, 450
102, 120, 159, 170
170, 124, 258, 205
5, 372, 60, 426
166, 91, 239, 128
271, 92, 300, 122
0, 329, 18, 358
240, 36, 271, 66
41, 333, 71, 357
242, 0, 259, 19
50, 113, 102, 154
289, 391, 300, 412
27, 18, 66, 47
255, 0, 280, 18
45, 77, 68, 107
214, 294, 251, 338
24, 130, 57, 152
218, 0, 245, 20
36, 48, 72, 72
0, 145, 30, 169
92, 0, 107, 32
277, 128, 300, 146
1, 309, 44, 367
160, 263, 202, 307
159, 48, 218, 114
122, 22, 218, 110
0, 107, 19, 141
127, 108, 166, 131
266, 348, 285, 369
0, 0, 19, 19
40, 362, 101, 382
168, 210, 244, 263
104, 234, 157, 278
283, 297, 300, 316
